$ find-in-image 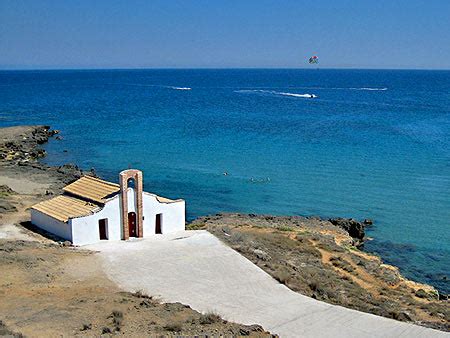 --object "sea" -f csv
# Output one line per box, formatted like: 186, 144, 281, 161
0, 69, 449, 294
